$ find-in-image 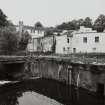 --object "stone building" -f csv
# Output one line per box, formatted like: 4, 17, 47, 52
55, 30, 73, 54
71, 26, 105, 53
27, 27, 45, 52
15, 21, 45, 52
55, 26, 105, 54
41, 35, 55, 53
